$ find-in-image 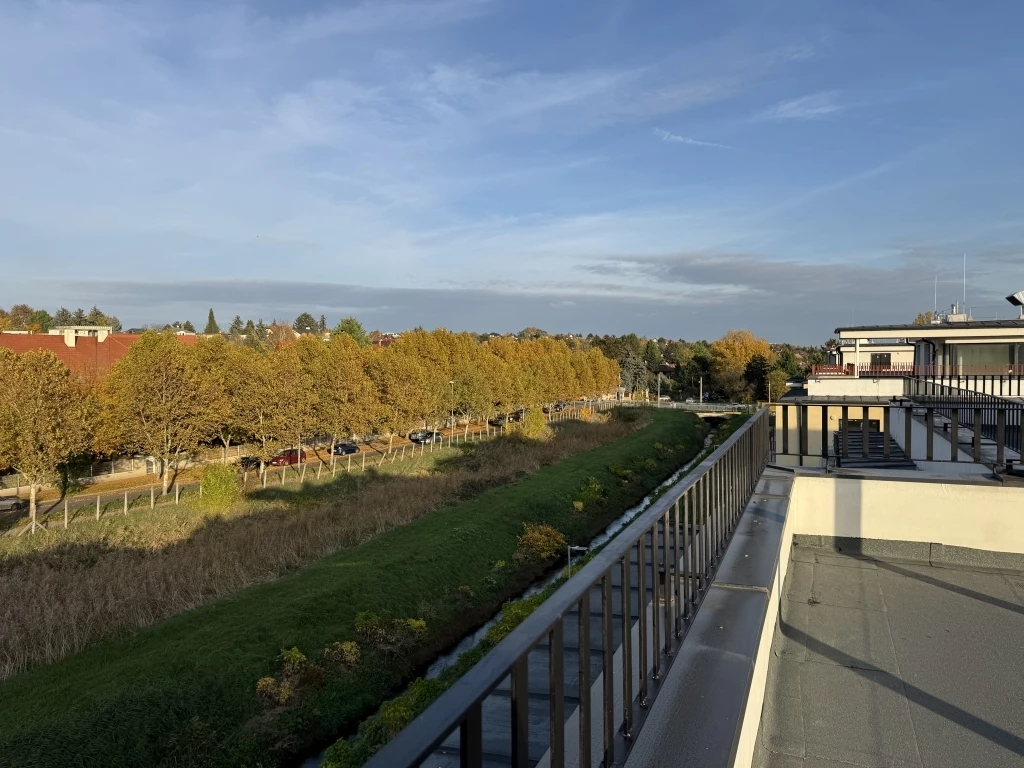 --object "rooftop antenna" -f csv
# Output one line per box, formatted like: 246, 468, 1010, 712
933, 273, 937, 316
1007, 291, 1024, 320
963, 253, 967, 312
